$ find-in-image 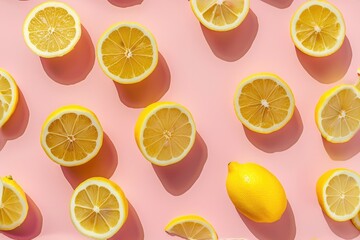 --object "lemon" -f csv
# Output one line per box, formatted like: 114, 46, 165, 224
233, 73, 295, 134
290, 0, 345, 57
23, 1, 81, 58
190, 0, 250, 32
226, 162, 287, 223
70, 177, 128, 239
352, 213, 360, 230
316, 169, 360, 222
315, 85, 360, 143
165, 215, 218, 240
40, 105, 103, 167
97, 22, 158, 84
0, 176, 28, 231
134, 102, 196, 166
0, 69, 18, 128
